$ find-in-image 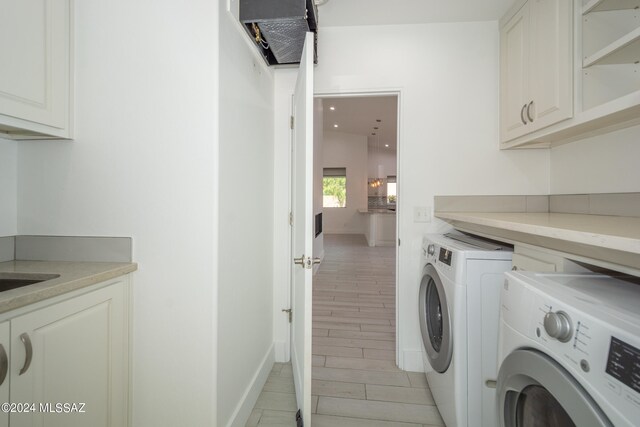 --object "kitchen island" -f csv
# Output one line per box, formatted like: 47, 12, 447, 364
359, 209, 397, 247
